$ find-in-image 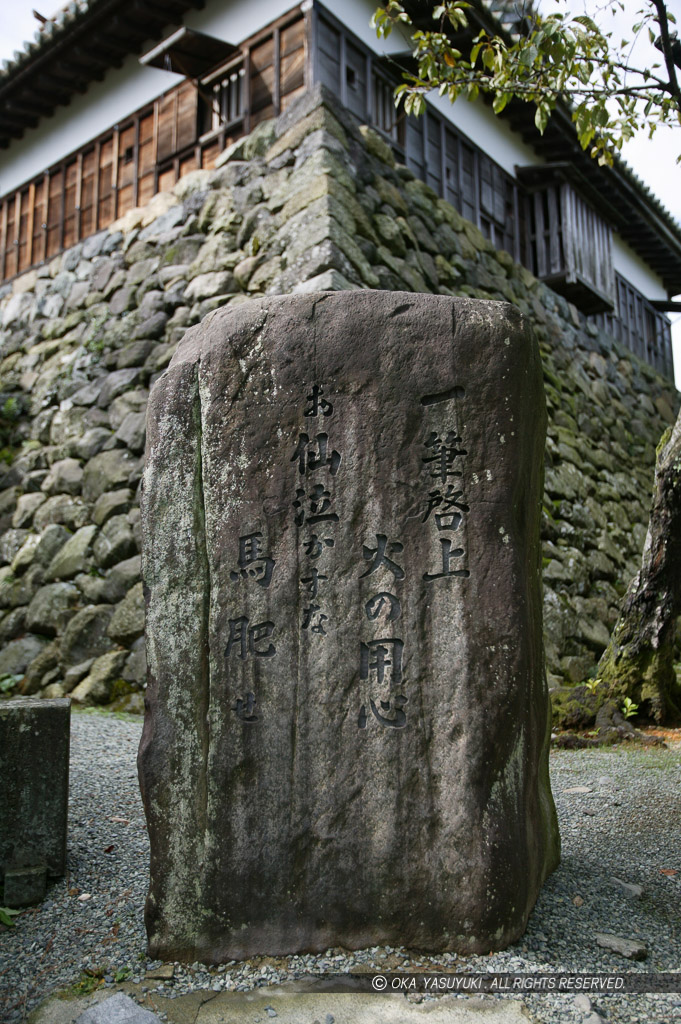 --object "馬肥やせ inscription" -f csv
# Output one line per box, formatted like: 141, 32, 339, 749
139, 291, 559, 963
